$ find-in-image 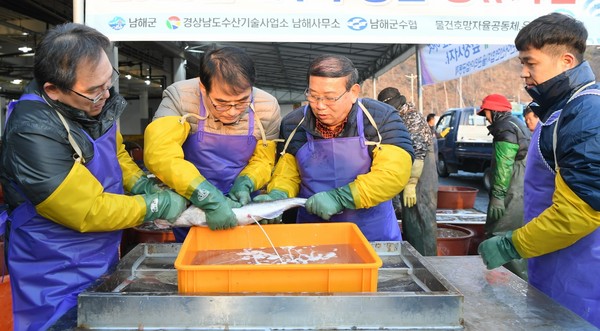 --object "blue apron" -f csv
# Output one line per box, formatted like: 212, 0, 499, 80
293, 100, 400, 241
0, 94, 45, 237
523, 89, 600, 328
175, 93, 257, 242
5, 94, 124, 331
